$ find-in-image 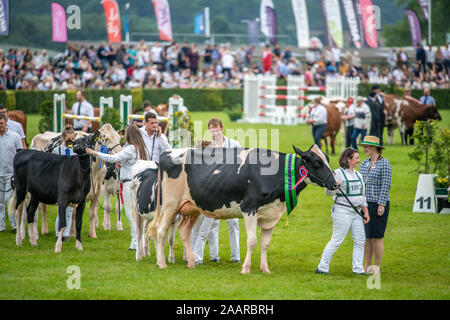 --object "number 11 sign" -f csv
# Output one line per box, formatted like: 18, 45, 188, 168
413, 174, 437, 213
